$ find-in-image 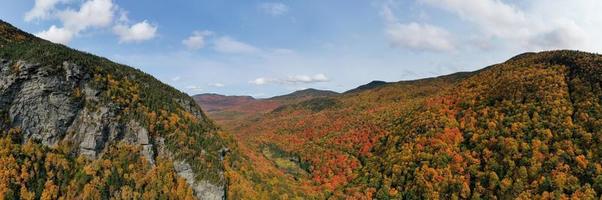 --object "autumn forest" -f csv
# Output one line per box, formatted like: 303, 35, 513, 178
198, 51, 602, 199
2, 8, 602, 200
